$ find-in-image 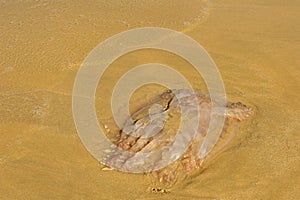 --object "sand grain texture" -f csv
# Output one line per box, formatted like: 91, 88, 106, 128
0, 0, 299, 199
